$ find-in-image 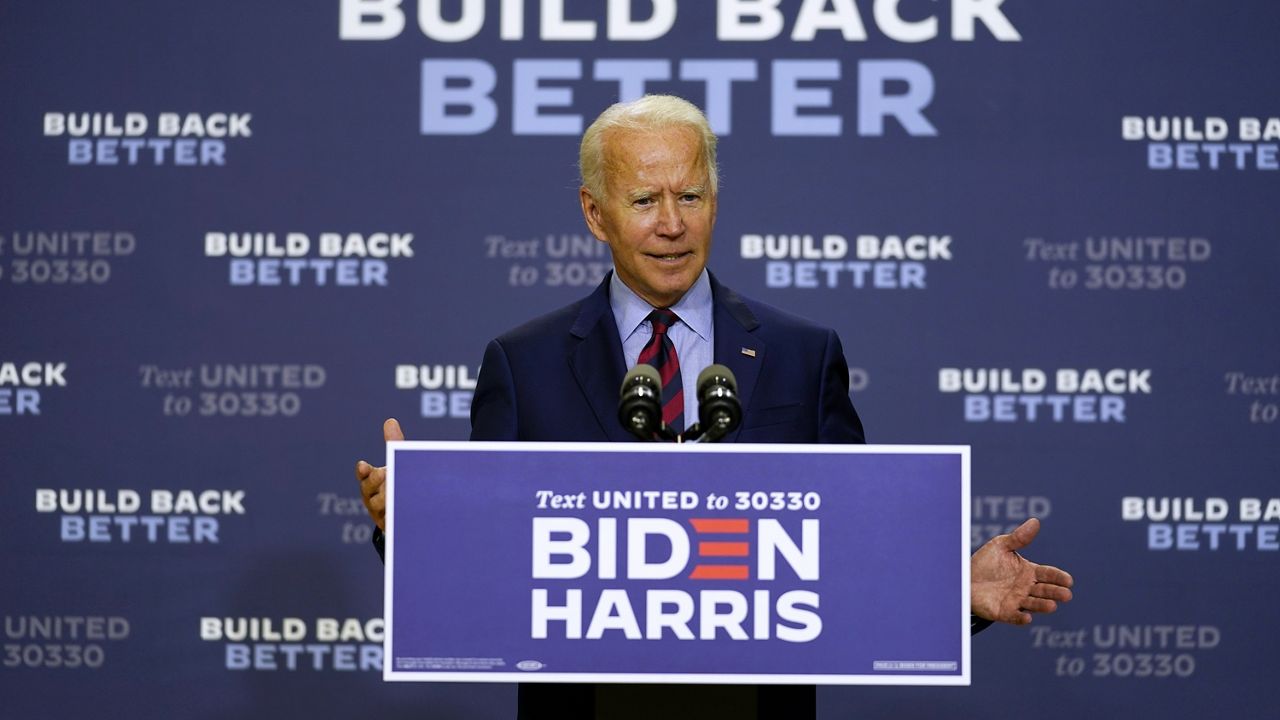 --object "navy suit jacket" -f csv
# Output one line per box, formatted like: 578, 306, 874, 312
466, 271, 862, 719
470, 272, 865, 444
